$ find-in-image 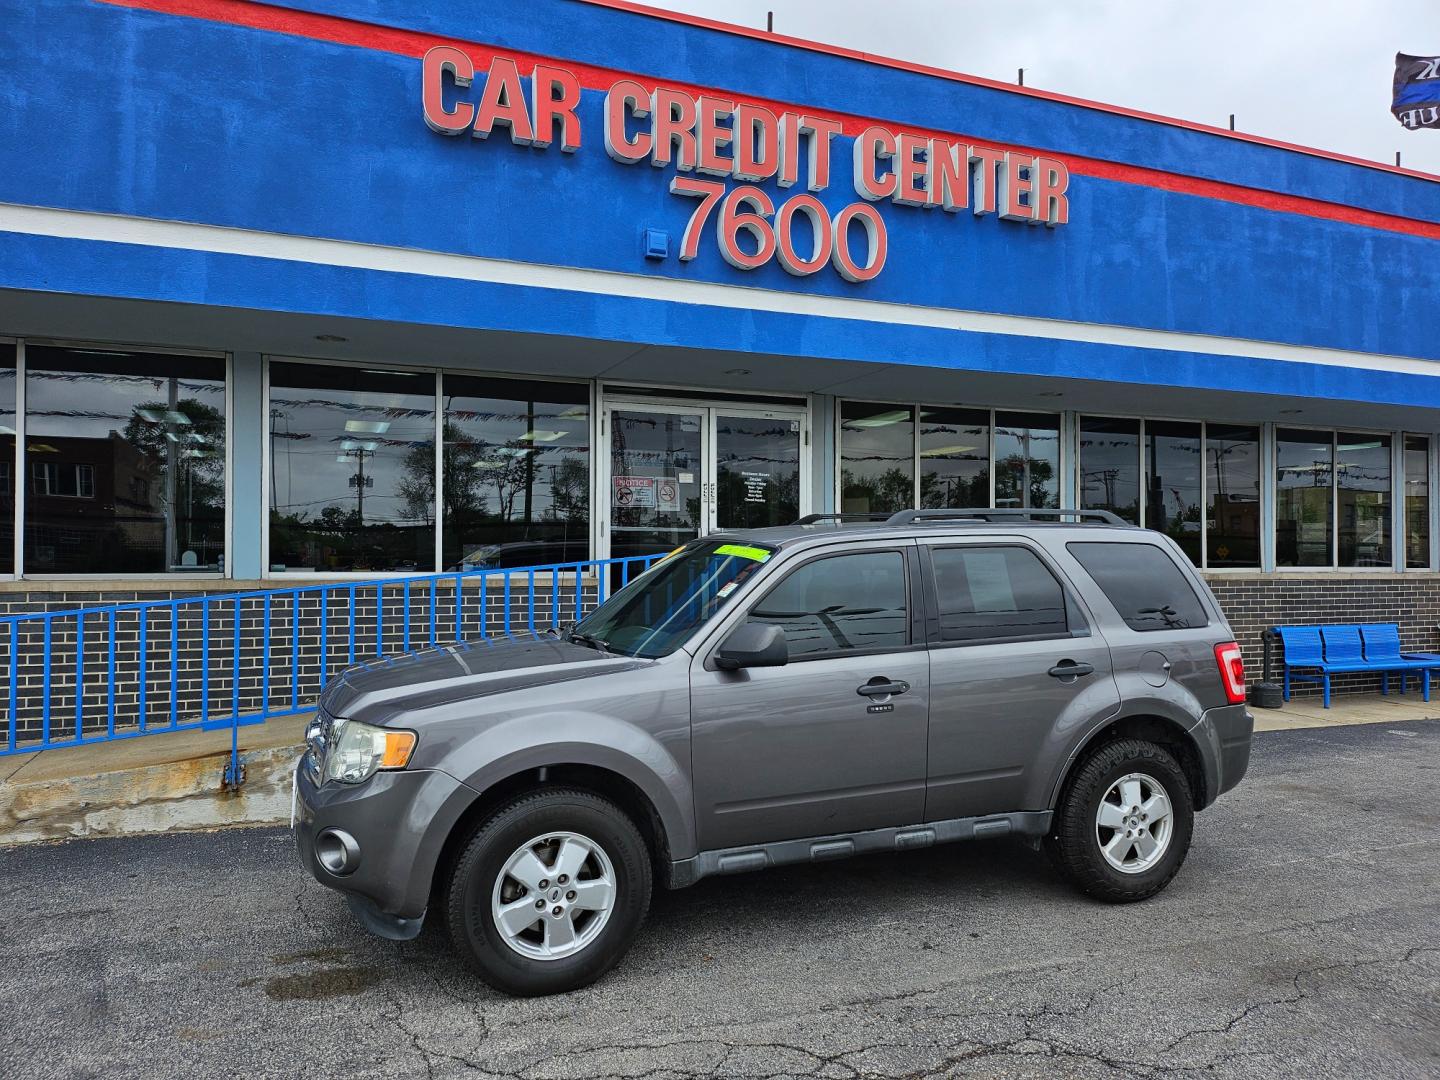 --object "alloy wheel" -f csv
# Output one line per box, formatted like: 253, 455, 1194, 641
1095, 772, 1174, 874
490, 831, 617, 960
